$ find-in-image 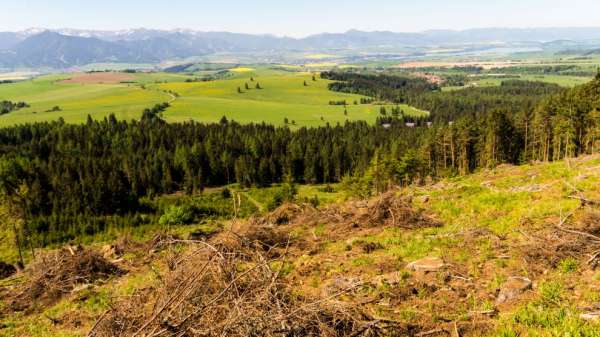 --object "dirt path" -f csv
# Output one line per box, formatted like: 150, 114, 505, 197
166, 92, 177, 103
